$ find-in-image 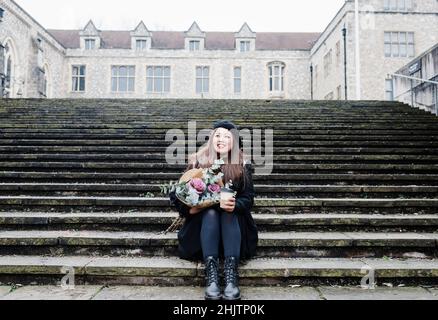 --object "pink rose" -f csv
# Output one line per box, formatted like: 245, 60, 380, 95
190, 178, 206, 194
208, 184, 221, 193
